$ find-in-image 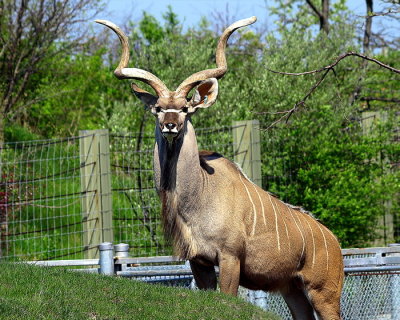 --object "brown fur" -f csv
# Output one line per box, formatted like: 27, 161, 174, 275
151, 93, 344, 319
165, 147, 344, 320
